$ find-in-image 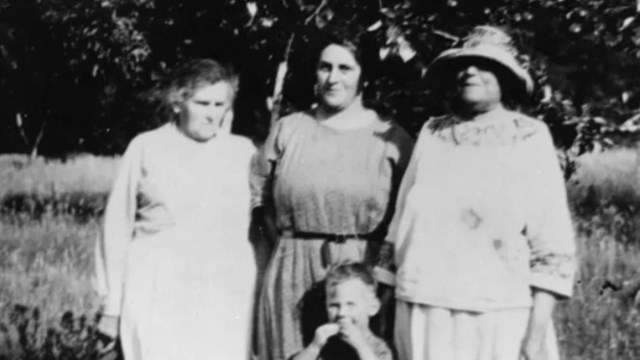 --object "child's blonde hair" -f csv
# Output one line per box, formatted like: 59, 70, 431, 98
325, 261, 377, 295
